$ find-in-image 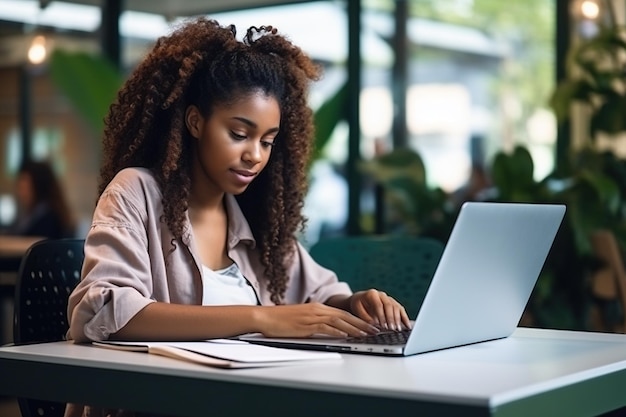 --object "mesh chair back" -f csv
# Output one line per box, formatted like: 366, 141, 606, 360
309, 235, 444, 318
13, 238, 84, 417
